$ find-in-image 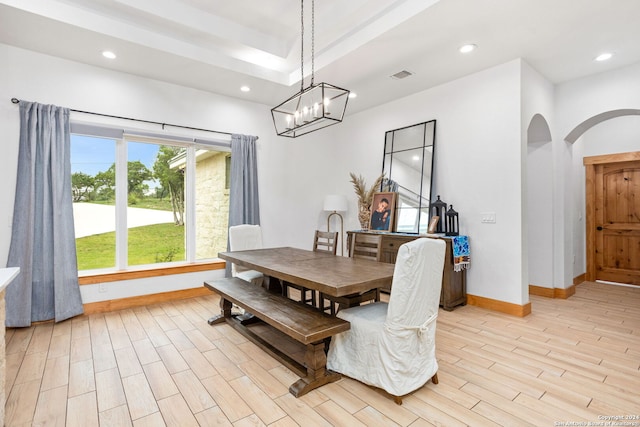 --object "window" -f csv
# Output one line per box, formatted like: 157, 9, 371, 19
72, 135, 117, 270
71, 126, 231, 272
